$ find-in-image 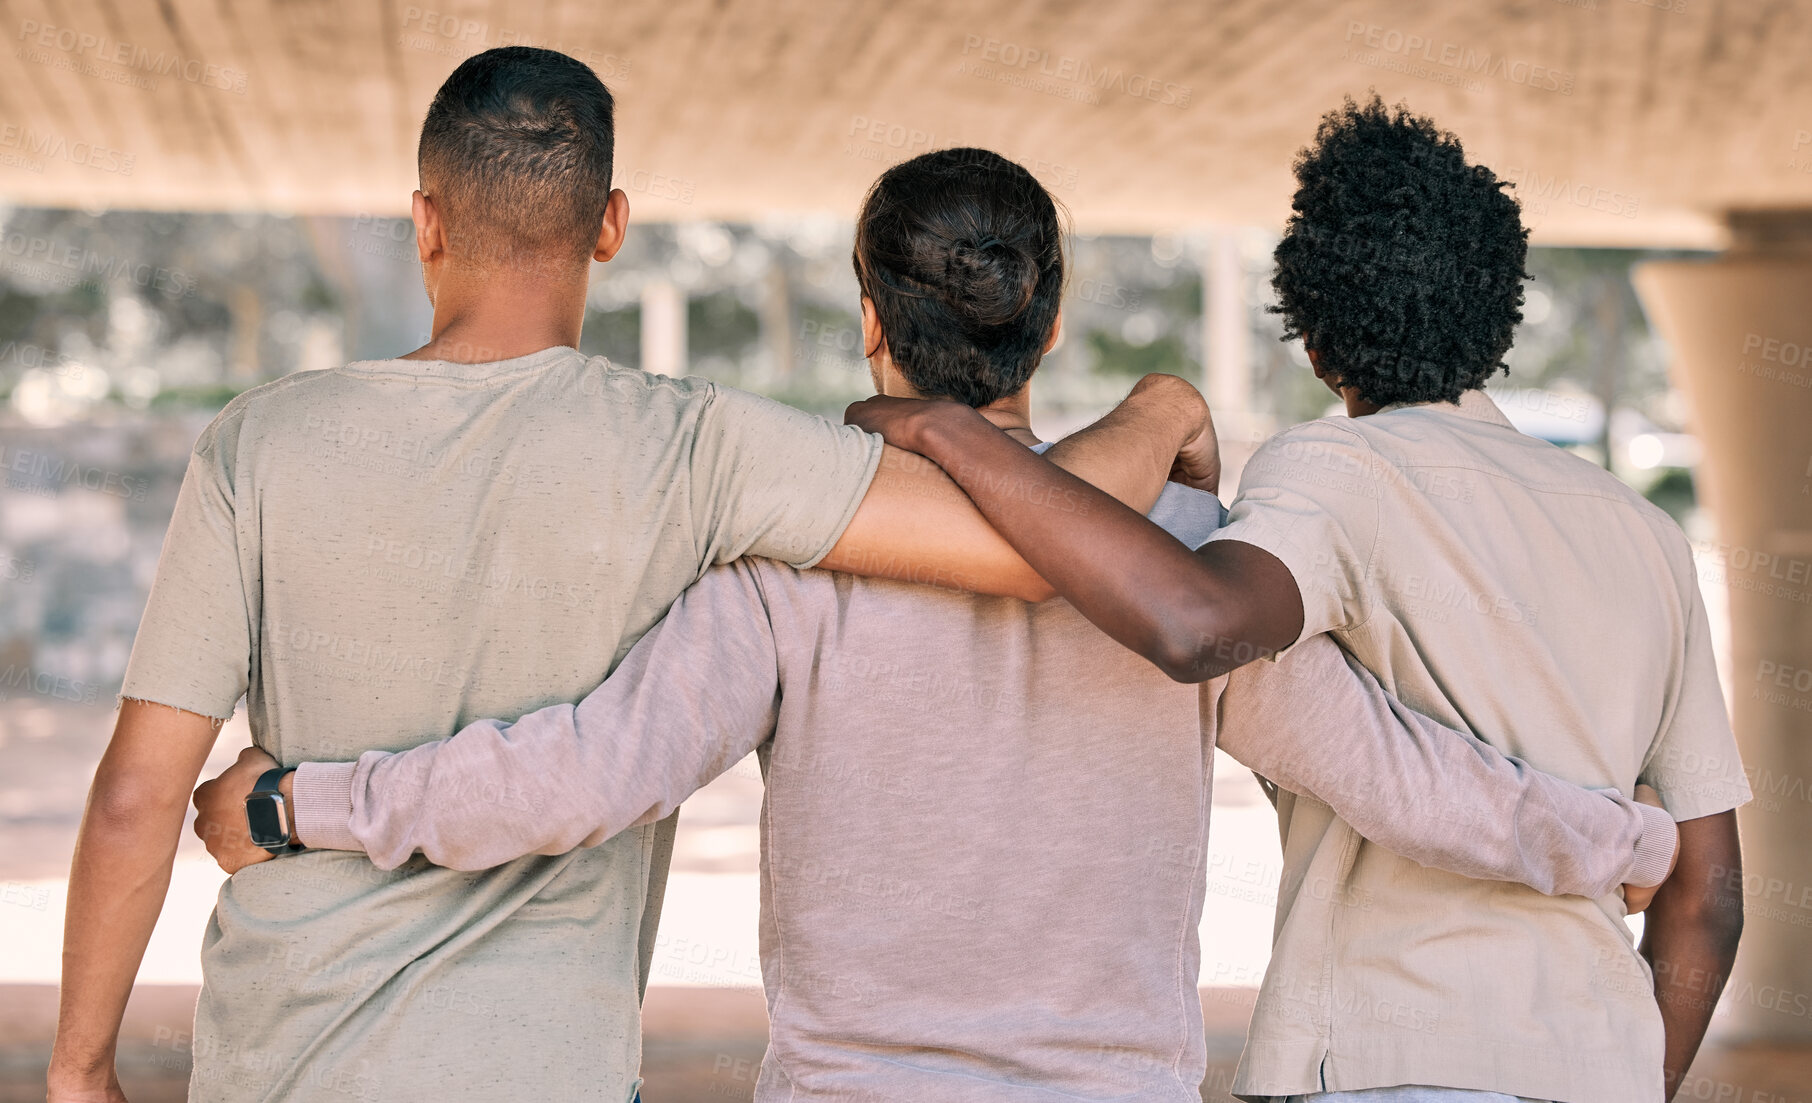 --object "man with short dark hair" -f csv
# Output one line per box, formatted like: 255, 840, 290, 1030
416, 50, 619, 267
849, 97, 1750, 1103
46, 48, 1203, 1103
